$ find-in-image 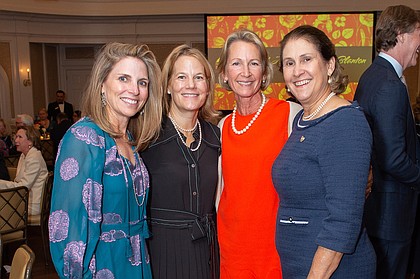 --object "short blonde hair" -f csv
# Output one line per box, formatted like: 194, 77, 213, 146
216, 29, 273, 91
18, 126, 41, 151
161, 44, 220, 124
81, 42, 163, 151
